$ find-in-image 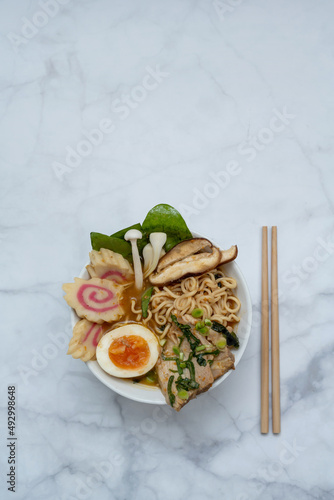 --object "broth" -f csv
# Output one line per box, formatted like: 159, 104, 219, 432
115, 280, 160, 387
